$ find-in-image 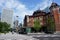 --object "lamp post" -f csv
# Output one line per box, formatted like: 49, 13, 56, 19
15, 16, 19, 32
